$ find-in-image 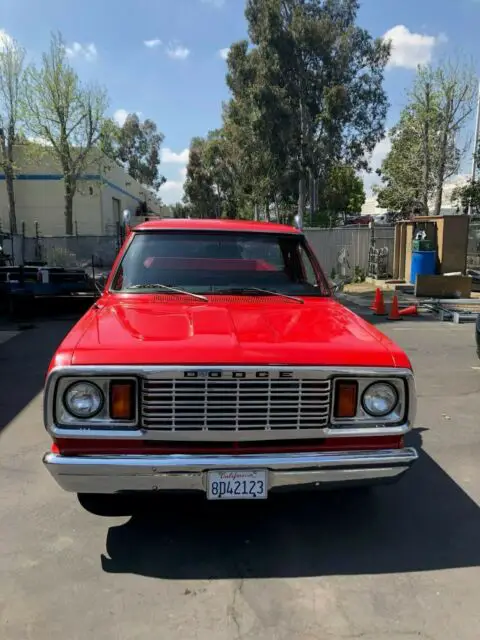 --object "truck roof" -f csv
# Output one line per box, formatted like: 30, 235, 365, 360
134, 218, 300, 234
